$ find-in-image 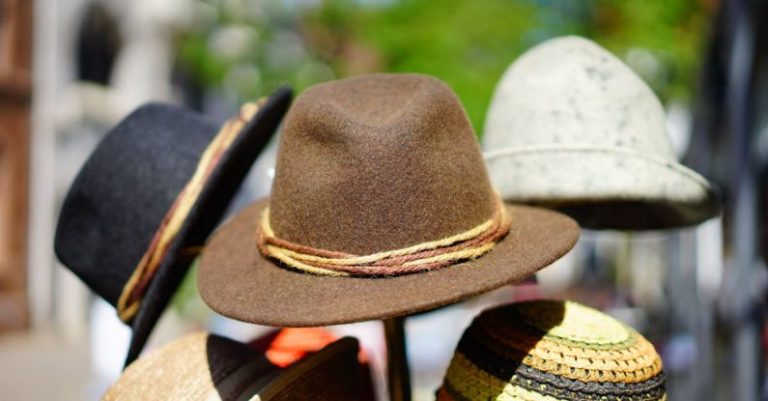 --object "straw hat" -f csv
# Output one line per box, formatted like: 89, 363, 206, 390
198, 74, 579, 327
437, 300, 666, 401
103, 332, 365, 401
54, 88, 292, 366
483, 36, 720, 229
